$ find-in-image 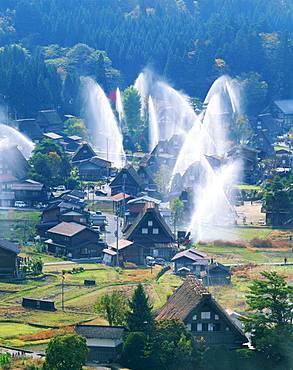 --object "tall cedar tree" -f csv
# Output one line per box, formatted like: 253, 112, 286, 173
127, 283, 155, 333
242, 271, 293, 367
